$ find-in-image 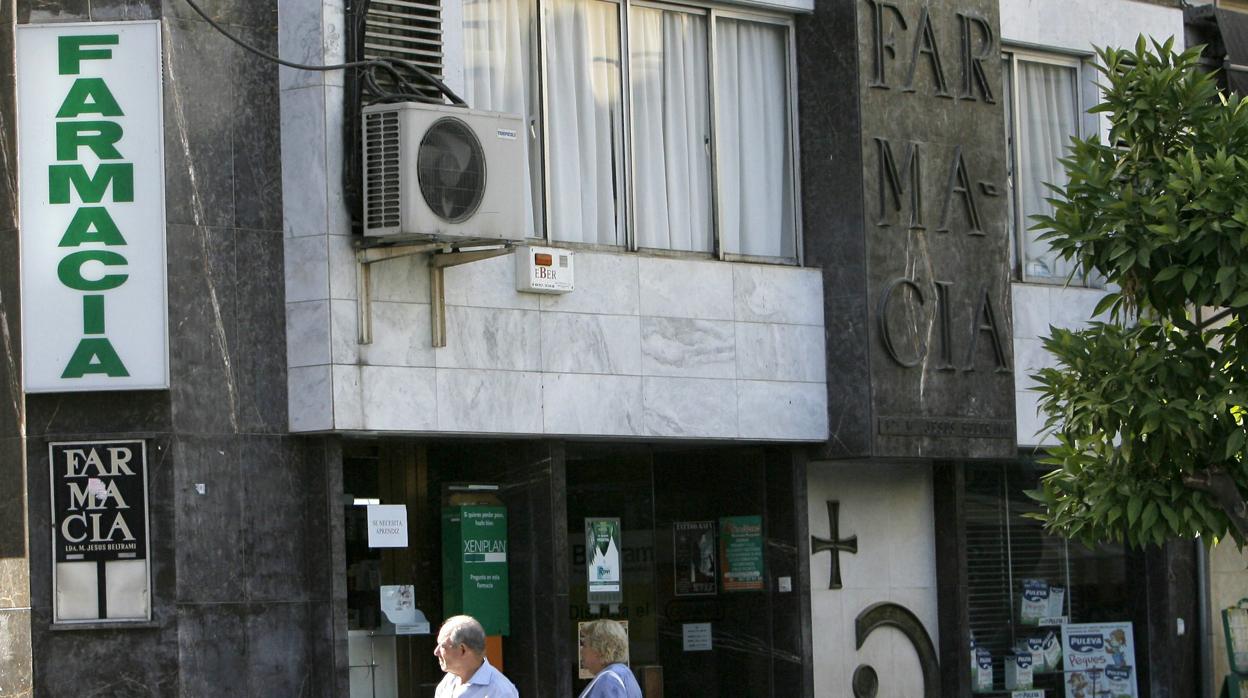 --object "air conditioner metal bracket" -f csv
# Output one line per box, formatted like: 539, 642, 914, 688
354, 239, 514, 348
